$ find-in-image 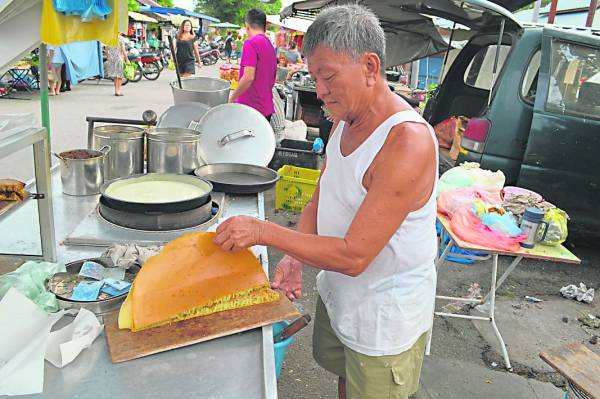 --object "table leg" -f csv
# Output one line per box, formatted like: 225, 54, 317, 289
489, 254, 512, 369
481, 256, 524, 305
